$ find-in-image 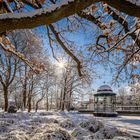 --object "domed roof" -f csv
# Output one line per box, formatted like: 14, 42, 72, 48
97, 85, 112, 92
94, 85, 116, 96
